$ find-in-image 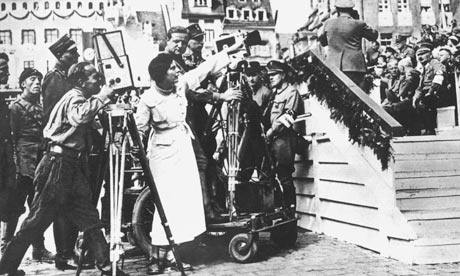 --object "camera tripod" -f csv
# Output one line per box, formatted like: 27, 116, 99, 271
76, 103, 187, 276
